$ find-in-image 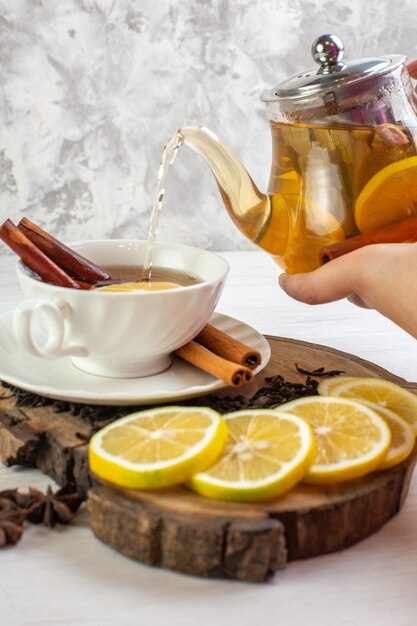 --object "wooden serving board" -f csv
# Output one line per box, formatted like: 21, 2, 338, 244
1, 336, 416, 582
